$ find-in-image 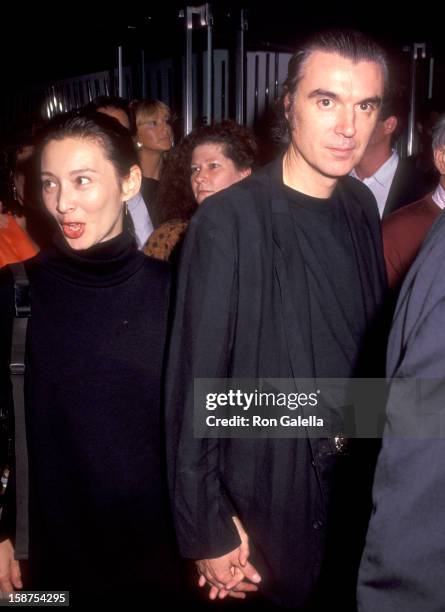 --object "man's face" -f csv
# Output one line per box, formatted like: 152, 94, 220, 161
433, 146, 445, 187
286, 50, 384, 182
366, 115, 397, 149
